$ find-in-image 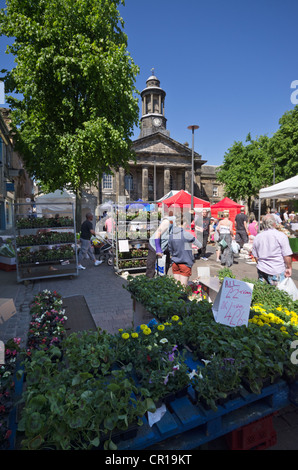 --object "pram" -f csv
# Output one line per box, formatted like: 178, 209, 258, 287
91, 234, 114, 266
